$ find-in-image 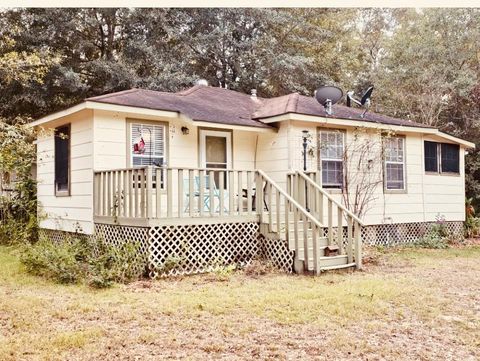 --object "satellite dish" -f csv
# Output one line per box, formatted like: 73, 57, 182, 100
361, 86, 374, 105
346, 85, 374, 118
314, 86, 343, 115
